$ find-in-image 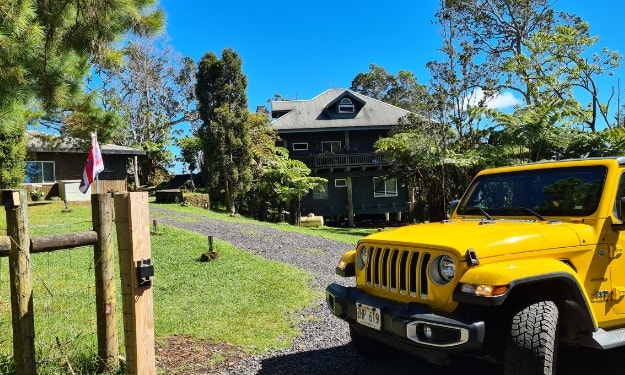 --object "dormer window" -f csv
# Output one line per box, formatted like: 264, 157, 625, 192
338, 98, 355, 113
